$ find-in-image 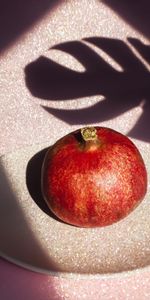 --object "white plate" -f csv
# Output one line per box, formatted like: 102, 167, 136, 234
0, 139, 150, 278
